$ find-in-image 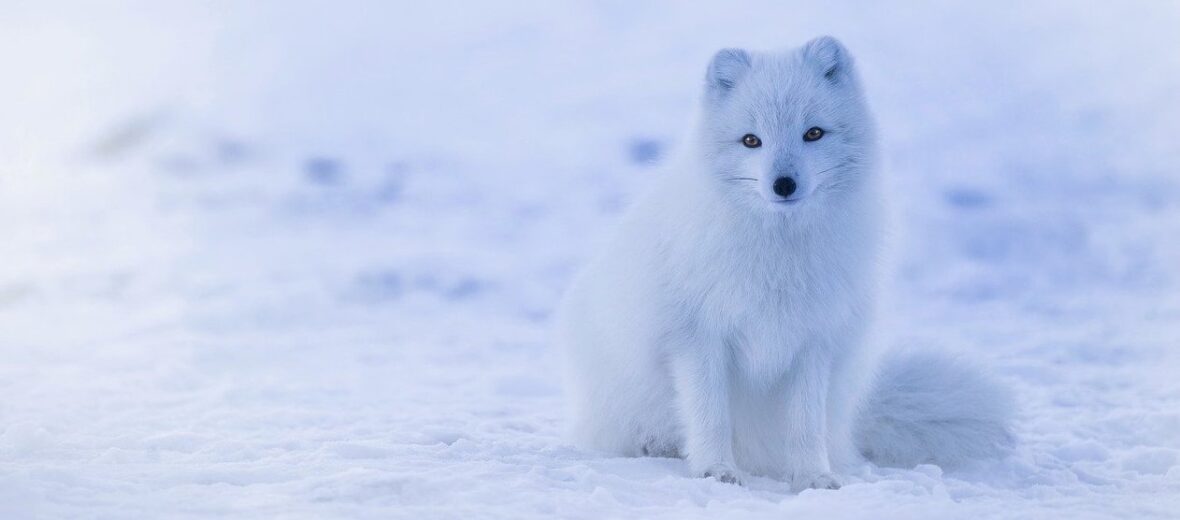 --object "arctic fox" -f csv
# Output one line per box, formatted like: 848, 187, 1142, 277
555, 37, 1013, 489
